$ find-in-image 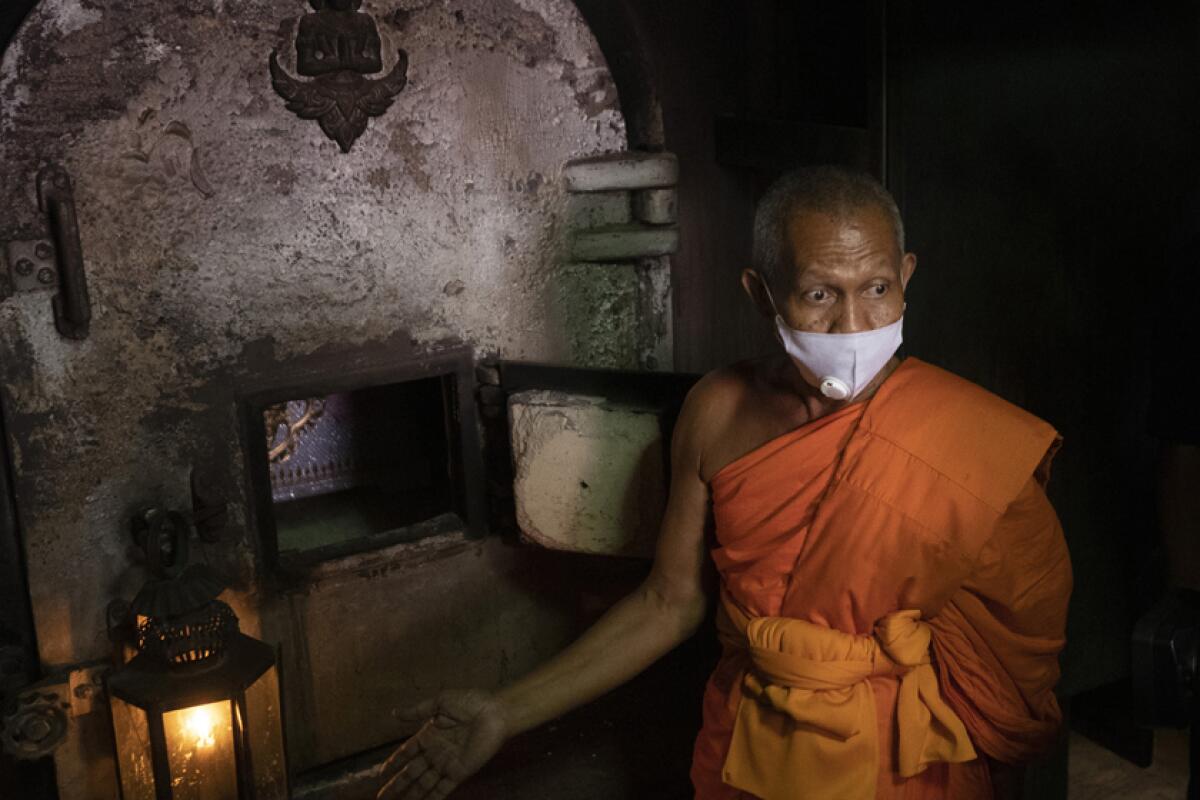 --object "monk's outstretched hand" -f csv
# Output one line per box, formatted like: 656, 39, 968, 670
376, 690, 508, 800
